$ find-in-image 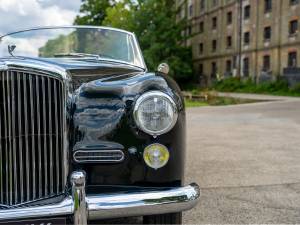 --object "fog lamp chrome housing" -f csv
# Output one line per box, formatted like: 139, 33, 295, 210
144, 144, 170, 169
133, 91, 178, 136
